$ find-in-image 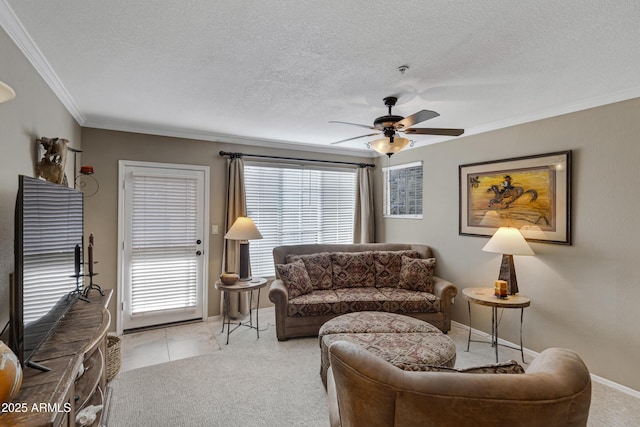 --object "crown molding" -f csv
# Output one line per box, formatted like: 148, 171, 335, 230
462, 86, 640, 139
0, 0, 86, 124
82, 118, 377, 158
